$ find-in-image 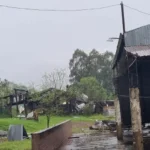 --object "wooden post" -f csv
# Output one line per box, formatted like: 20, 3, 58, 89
9, 104, 12, 118
9, 95, 14, 118
130, 88, 143, 150
115, 97, 123, 140
24, 102, 28, 118
15, 94, 19, 115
